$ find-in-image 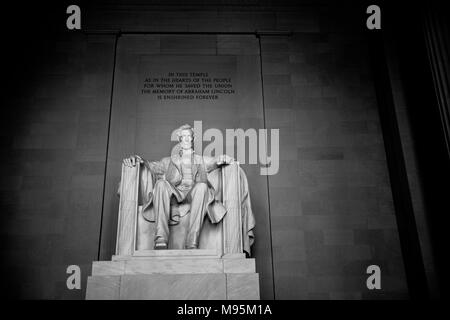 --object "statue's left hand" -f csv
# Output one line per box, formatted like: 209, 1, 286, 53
217, 154, 234, 165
